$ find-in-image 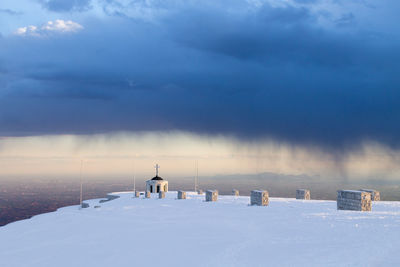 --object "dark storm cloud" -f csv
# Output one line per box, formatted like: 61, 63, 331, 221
166, 5, 362, 67
1, 1, 400, 150
40, 0, 92, 12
